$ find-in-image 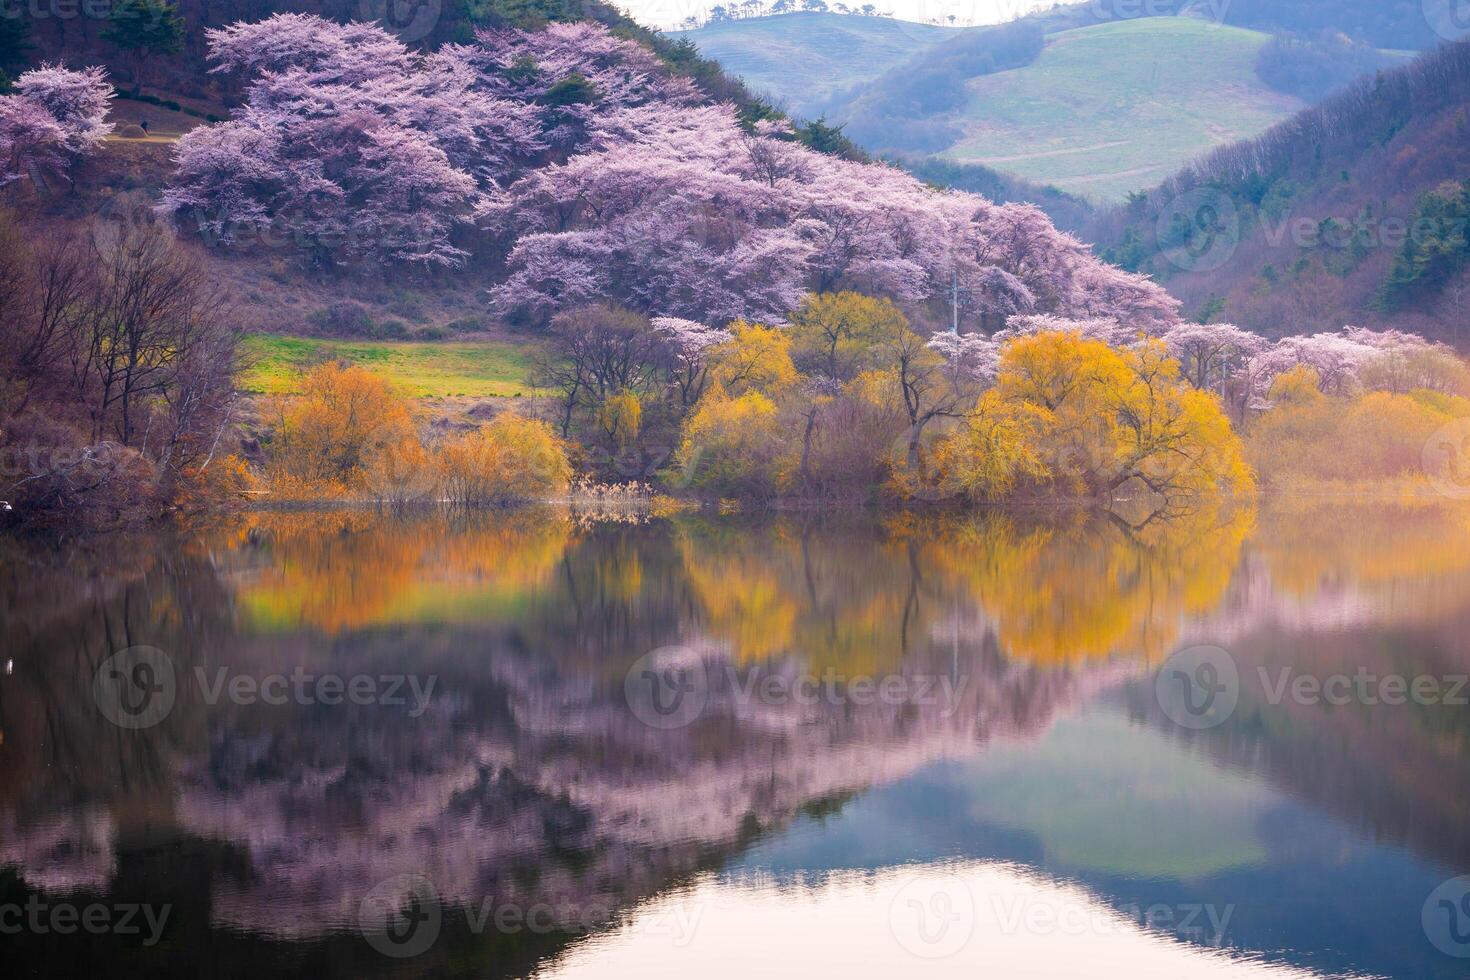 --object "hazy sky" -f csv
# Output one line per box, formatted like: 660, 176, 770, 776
617, 0, 1060, 32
